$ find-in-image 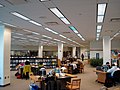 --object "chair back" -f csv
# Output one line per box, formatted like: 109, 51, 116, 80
71, 78, 81, 89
